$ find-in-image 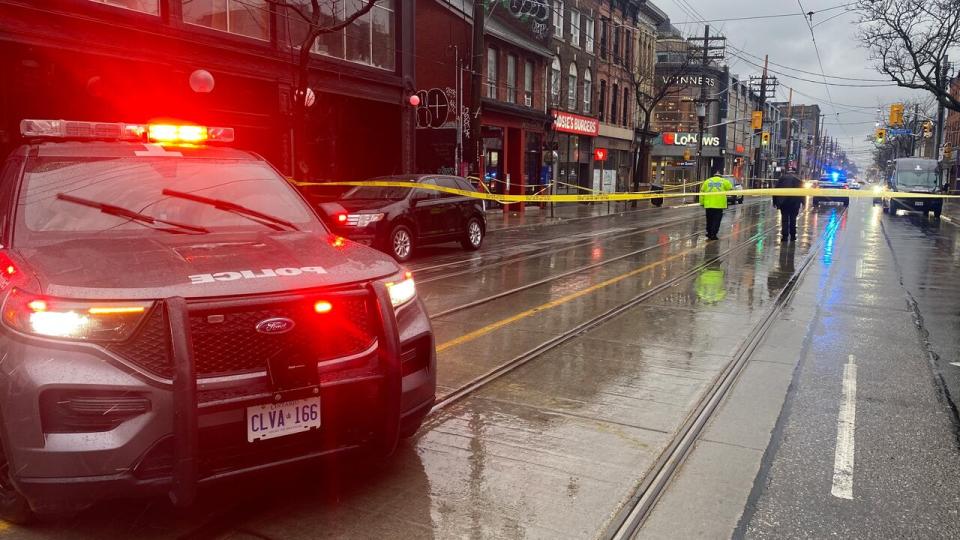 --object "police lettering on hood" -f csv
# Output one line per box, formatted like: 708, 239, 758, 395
189, 266, 328, 284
